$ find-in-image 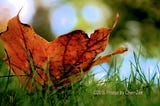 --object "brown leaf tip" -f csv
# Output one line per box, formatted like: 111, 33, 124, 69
112, 13, 120, 29
112, 47, 128, 55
